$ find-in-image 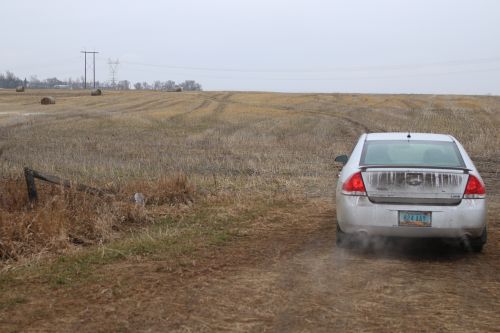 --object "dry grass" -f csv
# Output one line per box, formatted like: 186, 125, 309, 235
0, 90, 499, 332
119, 174, 195, 206
0, 90, 499, 261
0, 173, 195, 260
